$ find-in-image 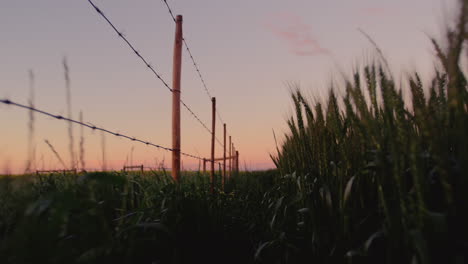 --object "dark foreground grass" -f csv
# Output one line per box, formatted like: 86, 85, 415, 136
0, 171, 287, 264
